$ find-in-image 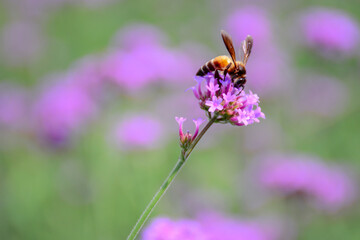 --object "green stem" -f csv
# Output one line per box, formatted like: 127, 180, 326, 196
185, 115, 217, 159
126, 116, 217, 240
